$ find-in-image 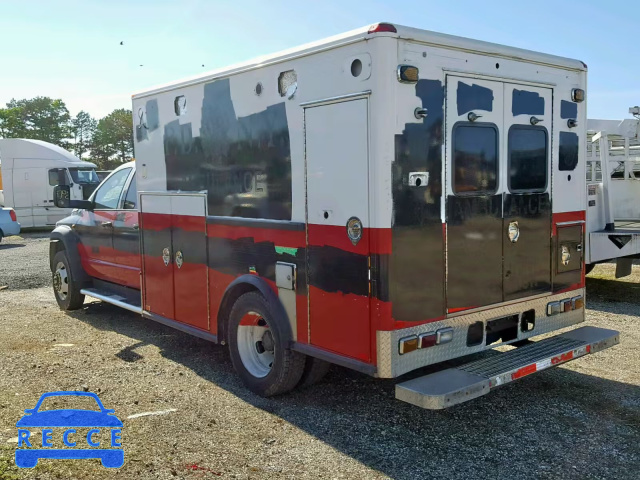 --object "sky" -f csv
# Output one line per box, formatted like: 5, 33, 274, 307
0, 0, 637, 120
